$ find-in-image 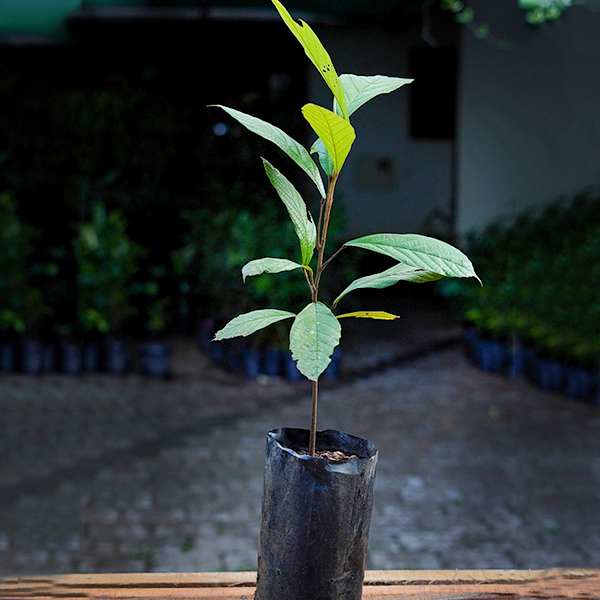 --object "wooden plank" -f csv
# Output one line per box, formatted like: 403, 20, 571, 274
1, 570, 599, 600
